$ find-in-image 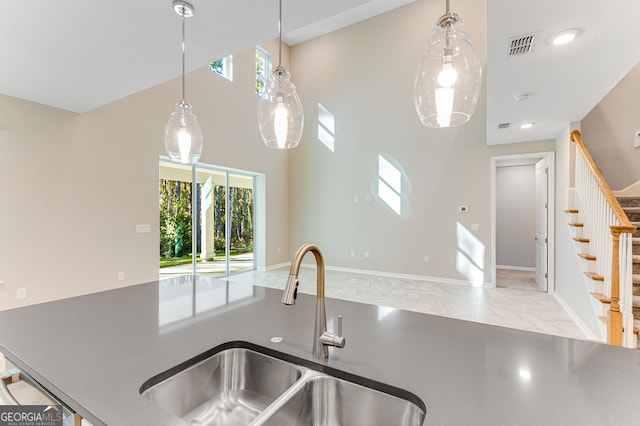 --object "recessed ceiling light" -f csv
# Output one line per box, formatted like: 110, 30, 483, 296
521, 122, 534, 129
551, 28, 581, 46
